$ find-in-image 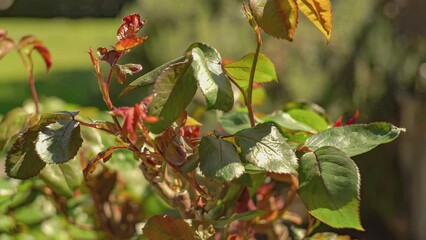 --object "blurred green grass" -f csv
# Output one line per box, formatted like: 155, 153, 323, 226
0, 18, 120, 113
